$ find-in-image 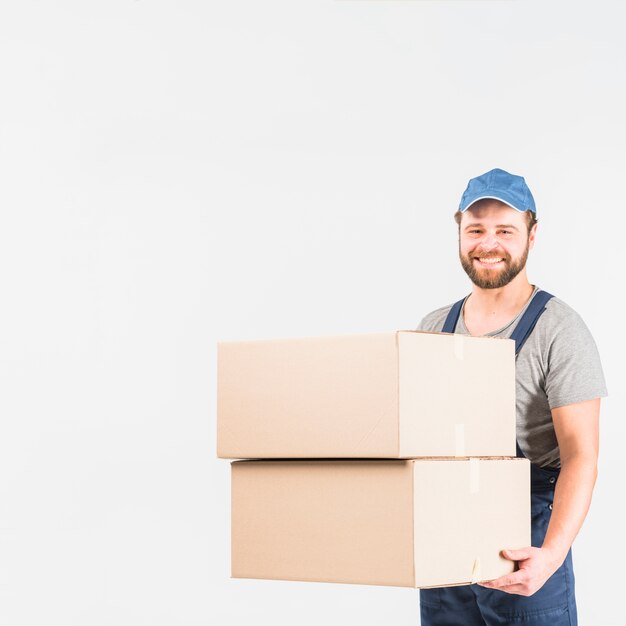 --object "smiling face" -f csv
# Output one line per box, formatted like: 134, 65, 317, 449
458, 199, 537, 290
